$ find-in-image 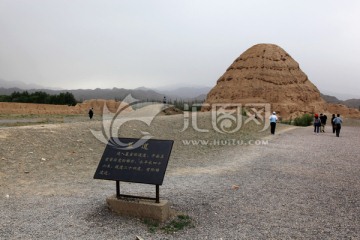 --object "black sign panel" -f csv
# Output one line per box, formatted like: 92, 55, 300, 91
94, 138, 174, 185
